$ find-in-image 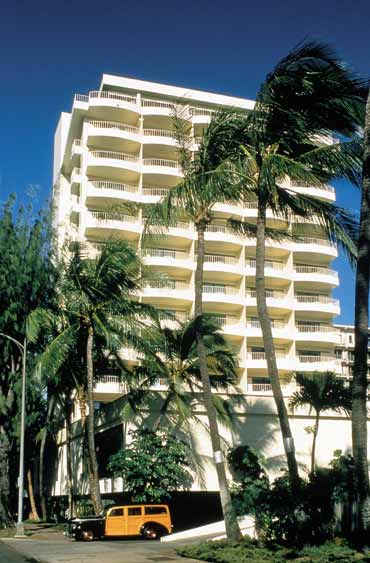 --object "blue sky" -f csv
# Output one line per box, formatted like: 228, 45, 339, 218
1, 0, 369, 324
